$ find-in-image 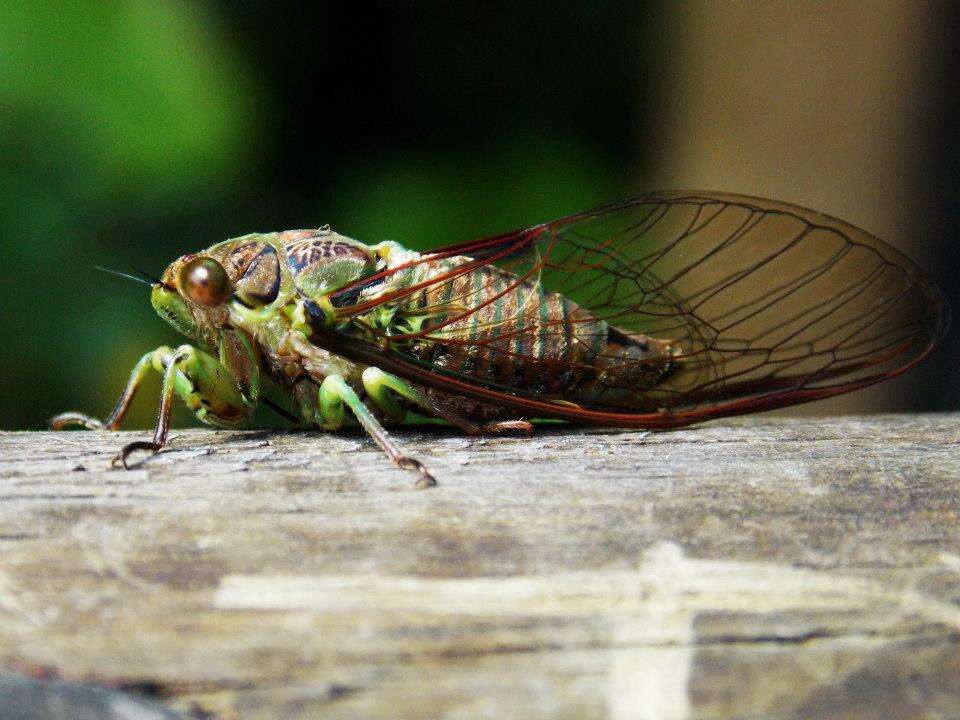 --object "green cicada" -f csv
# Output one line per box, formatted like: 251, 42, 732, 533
51, 192, 948, 486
